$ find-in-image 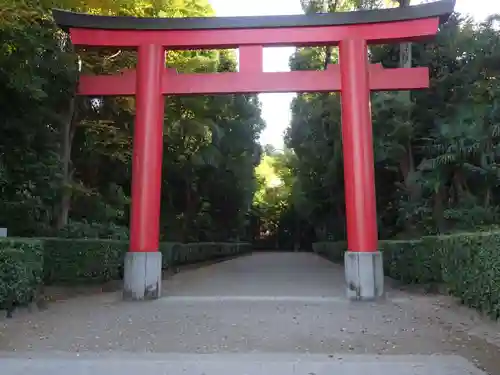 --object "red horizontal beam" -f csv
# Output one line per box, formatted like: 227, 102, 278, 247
77, 64, 429, 96
69, 17, 438, 48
